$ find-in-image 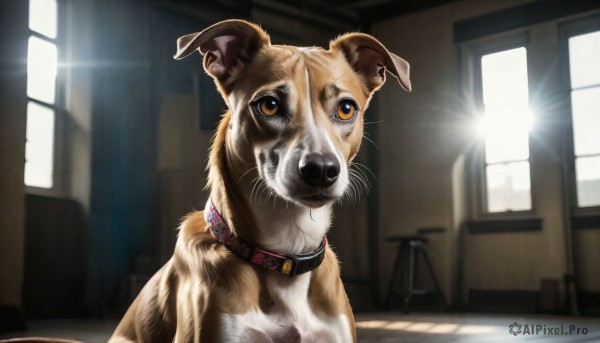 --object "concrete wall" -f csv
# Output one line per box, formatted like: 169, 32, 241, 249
372, 0, 600, 308
373, 0, 526, 305
157, 93, 212, 258
576, 229, 600, 293
63, 0, 95, 212
0, 1, 28, 322
83, 1, 160, 314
